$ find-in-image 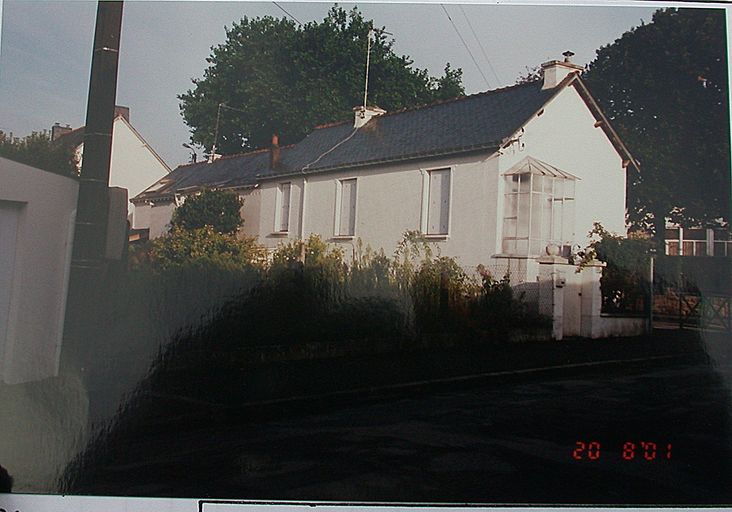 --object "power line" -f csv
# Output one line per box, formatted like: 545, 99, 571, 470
440, 4, 491, 90
272, 1, 302, 25
459, 5, 502, 86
